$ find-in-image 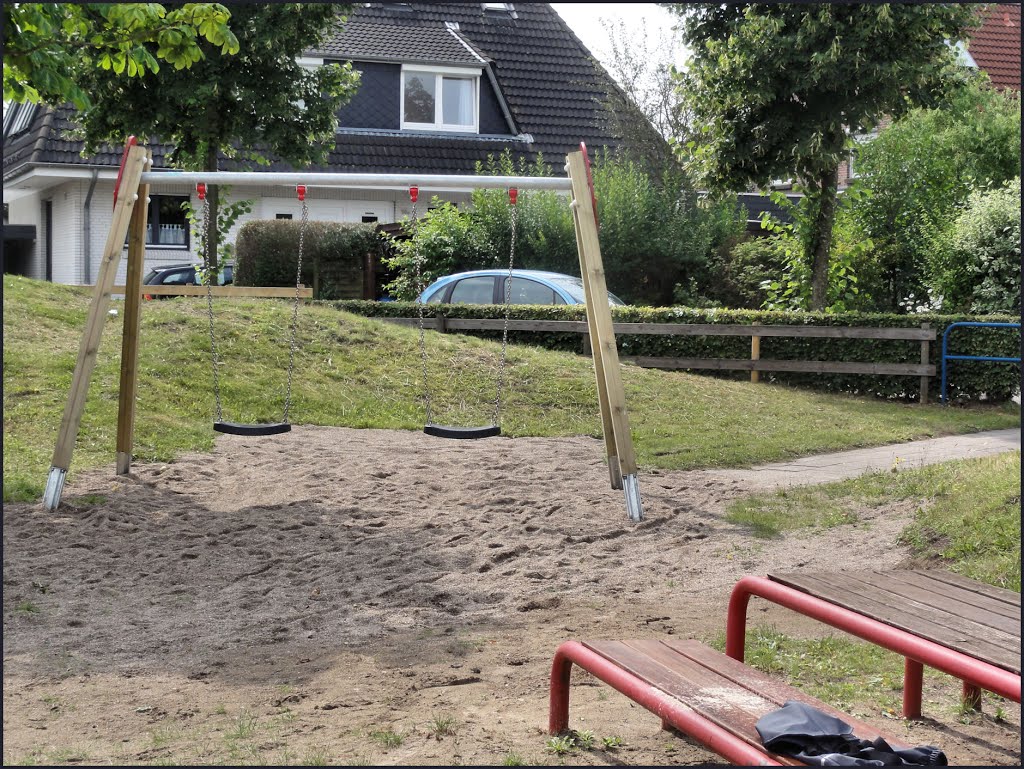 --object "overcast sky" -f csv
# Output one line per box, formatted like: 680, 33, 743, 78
551, 3, 688, 71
